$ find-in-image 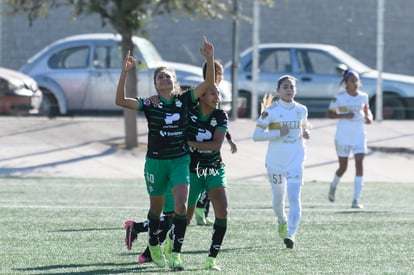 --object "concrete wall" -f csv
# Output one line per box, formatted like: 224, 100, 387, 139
1, 0, 414, 76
